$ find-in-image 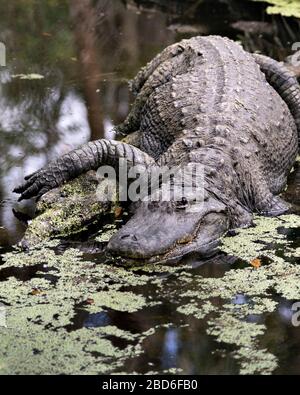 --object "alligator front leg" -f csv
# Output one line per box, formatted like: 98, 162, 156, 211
14, 139, 156, 201
233, 156, 291, 217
